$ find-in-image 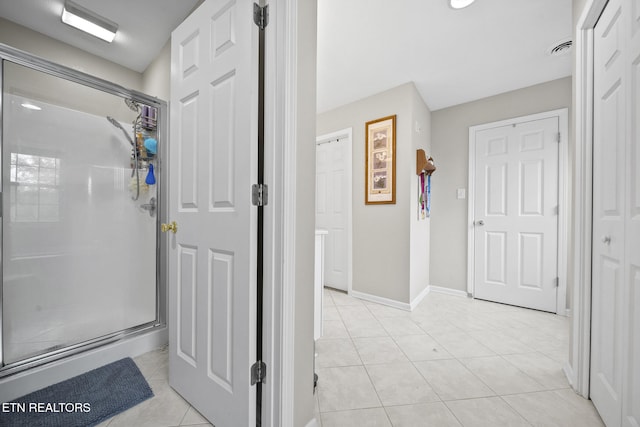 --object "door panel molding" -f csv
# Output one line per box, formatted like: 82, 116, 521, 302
467, 108, 569, 315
